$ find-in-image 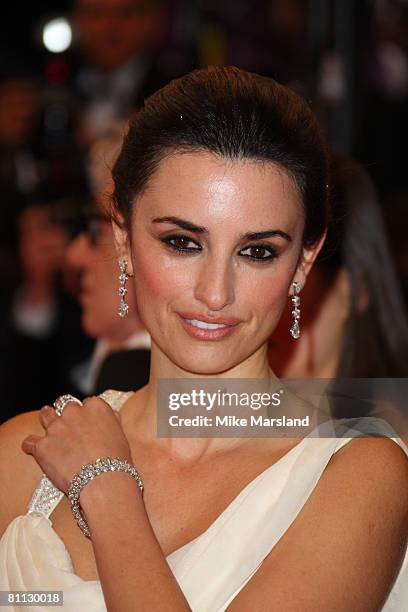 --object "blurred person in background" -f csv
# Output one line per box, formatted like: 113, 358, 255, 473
70, 0, 179, 145
0, 55, 89, 294
0, 55, 96, 424
268, 154, 408, 438
0, 66, 42, 291
269, 154, 408, 379
65, 202, 150, 395
0, 74, 40, 190
65, 126, 150, 395
0, 196, 92, 424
